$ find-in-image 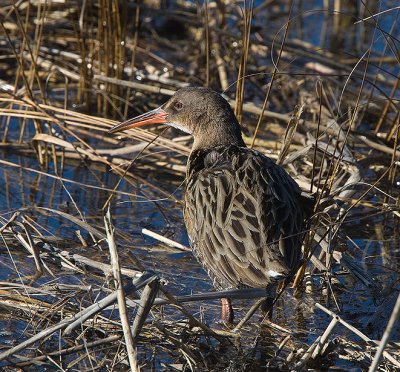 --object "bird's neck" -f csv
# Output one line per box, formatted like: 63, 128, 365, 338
191, 120, 246, 151
192, 135, 245, 151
